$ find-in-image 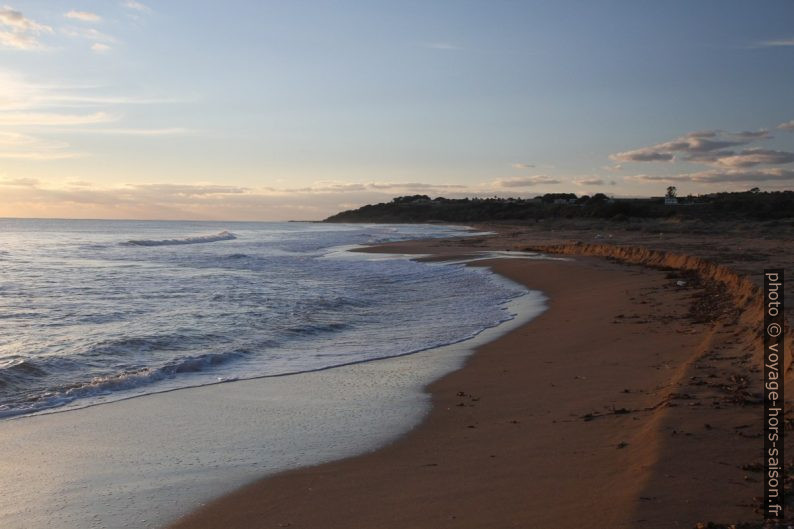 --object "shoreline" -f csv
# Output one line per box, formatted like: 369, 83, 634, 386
0, 239, 546, 529
168, 233, 773, 528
